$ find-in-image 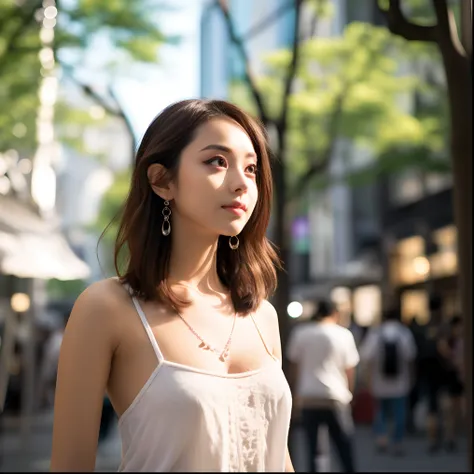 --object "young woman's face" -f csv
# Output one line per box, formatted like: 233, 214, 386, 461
170, 117, 259, 237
